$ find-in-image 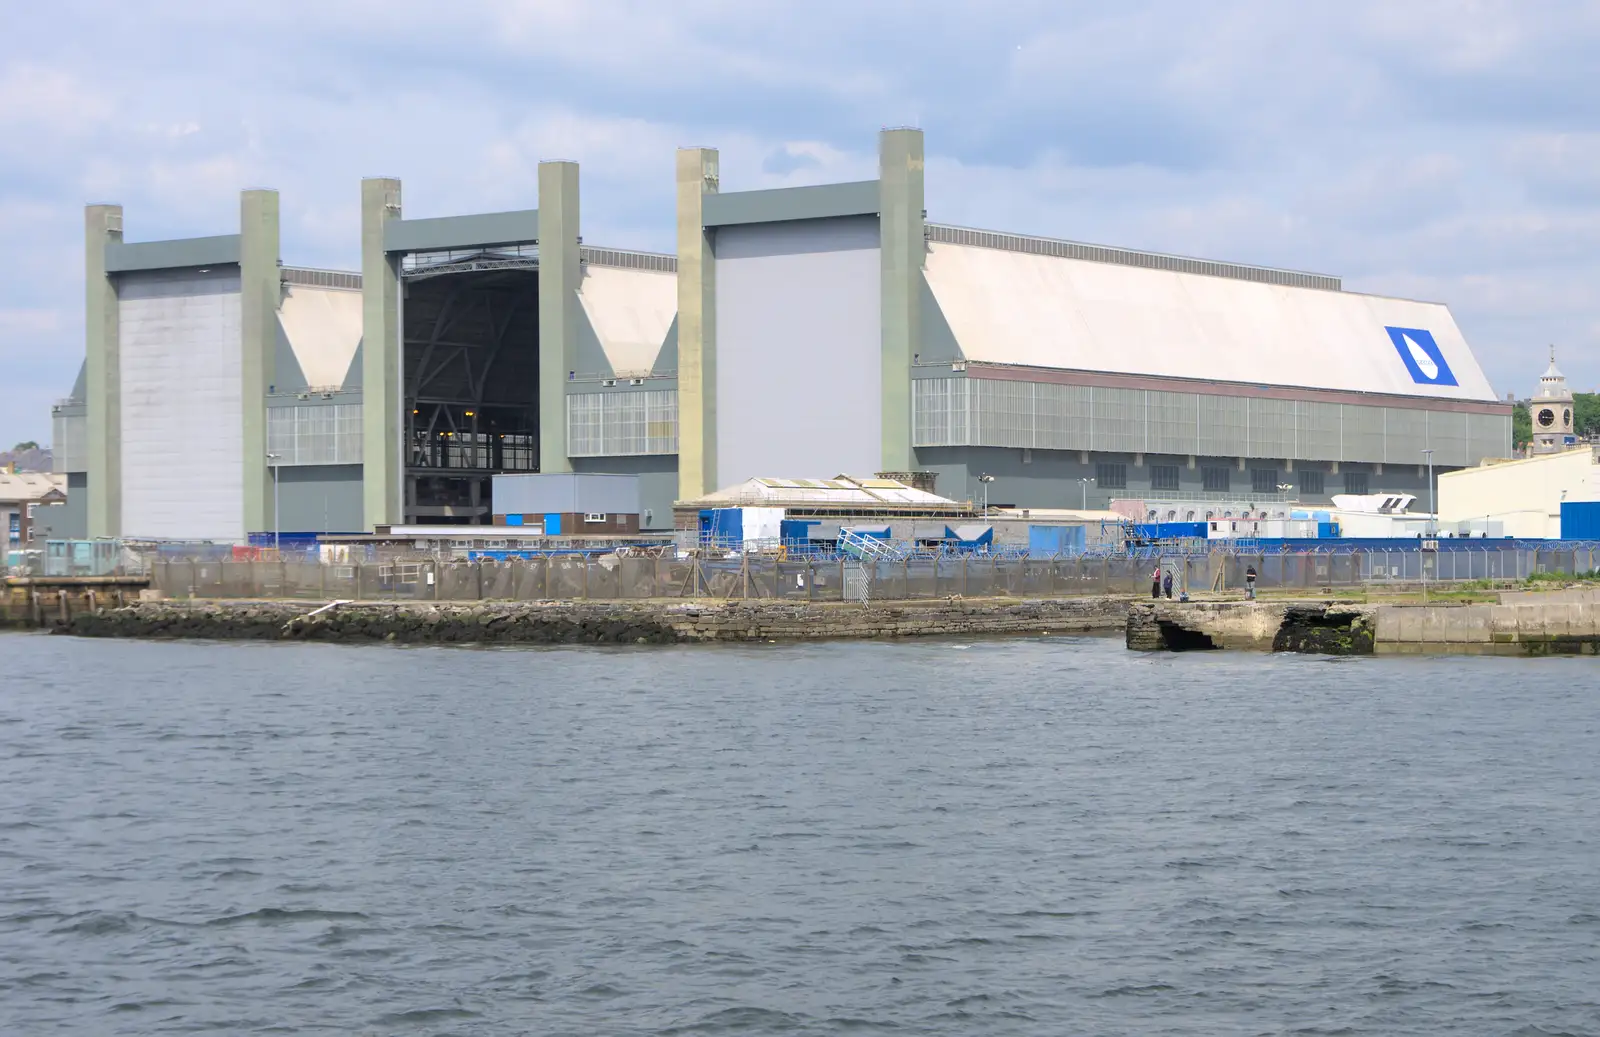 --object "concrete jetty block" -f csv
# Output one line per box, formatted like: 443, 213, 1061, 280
1488, 605, 1522, 643
1578, 603, 1599, 638
1415, 606, 1451, 643
1444, 607, 1491, 644
1374, 599, 1600, 654
1374, 607, 1405, 644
